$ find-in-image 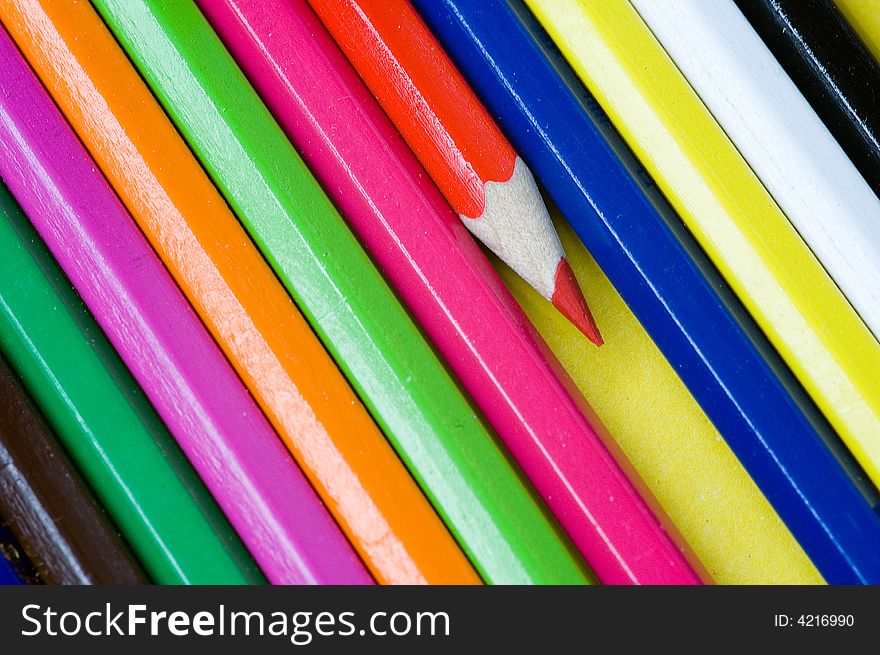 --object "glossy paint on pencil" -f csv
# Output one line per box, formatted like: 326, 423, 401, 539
522, 0, 880, 509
